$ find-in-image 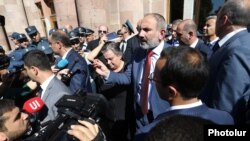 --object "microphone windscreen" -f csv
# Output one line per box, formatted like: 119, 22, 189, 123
56, 59, 68, 69
23, 97, 45, 114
